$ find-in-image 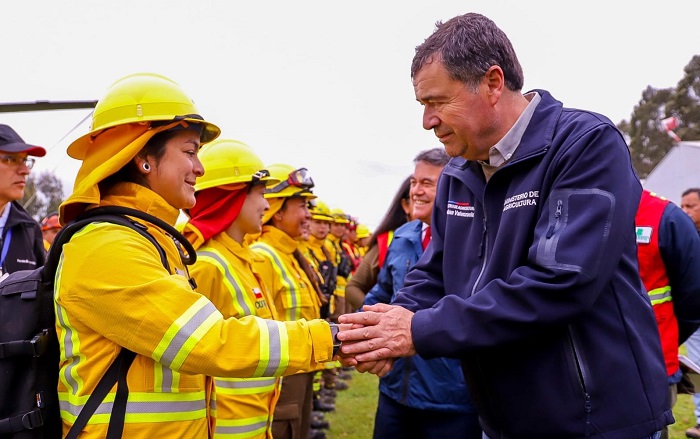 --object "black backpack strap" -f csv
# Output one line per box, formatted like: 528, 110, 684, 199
80, 205, 197, 265
64, 349, 136, 439
57, 210, 176, 438
0, 408, 44, 434
105, 349, 136, 439
0, 329, 51, 359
